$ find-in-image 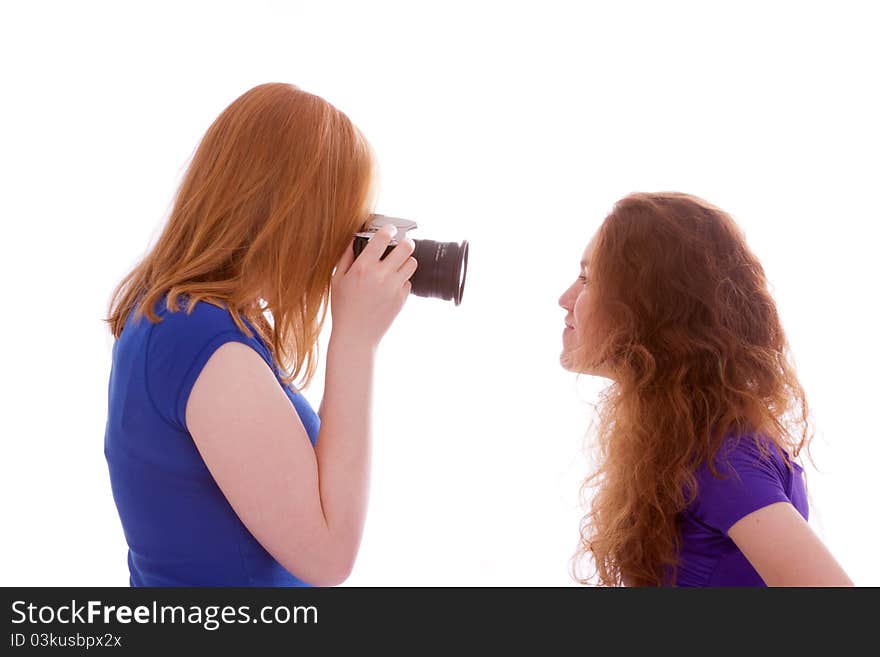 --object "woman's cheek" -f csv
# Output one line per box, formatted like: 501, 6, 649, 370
574, 293, 593, 334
